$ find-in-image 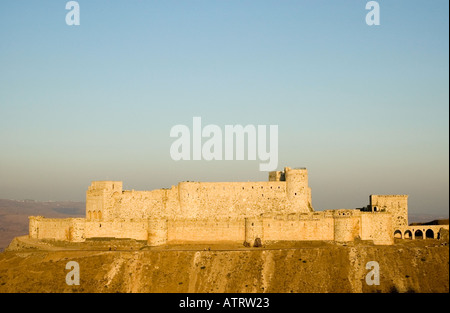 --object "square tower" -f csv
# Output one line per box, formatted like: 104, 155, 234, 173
86, 181, 122, 221
370, 195, 408, 227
